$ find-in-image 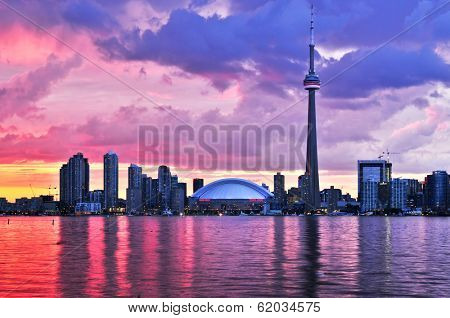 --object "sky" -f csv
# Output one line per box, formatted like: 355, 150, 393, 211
0, 0, 449, 201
